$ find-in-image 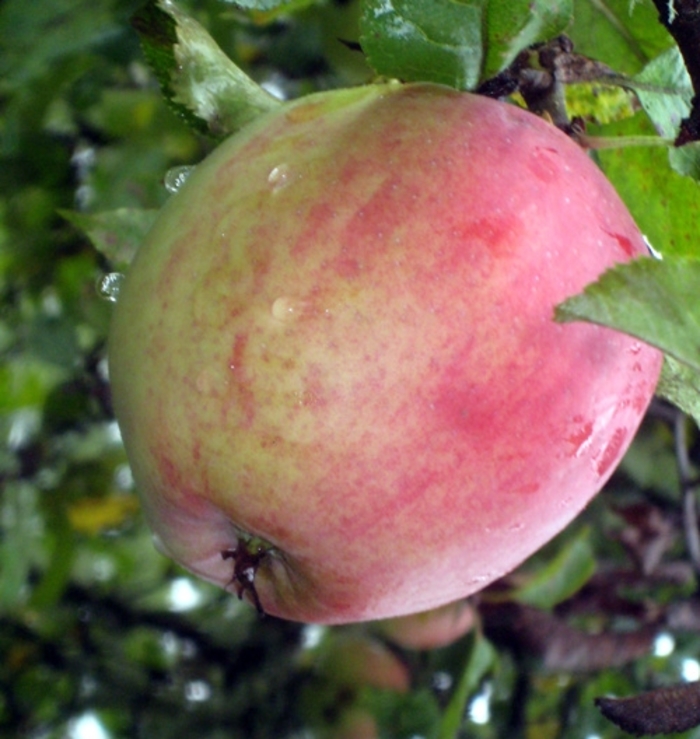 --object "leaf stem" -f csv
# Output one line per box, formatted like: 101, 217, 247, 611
578, 134, 673, 150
